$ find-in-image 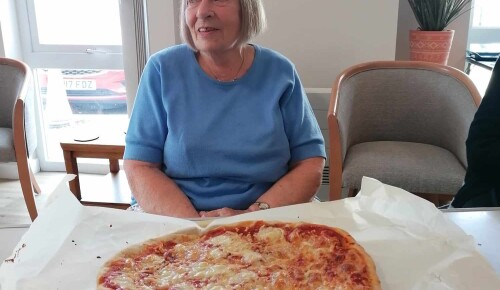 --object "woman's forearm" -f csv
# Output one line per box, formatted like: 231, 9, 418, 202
255, 157, 325, 208
124, 160, 200, 218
